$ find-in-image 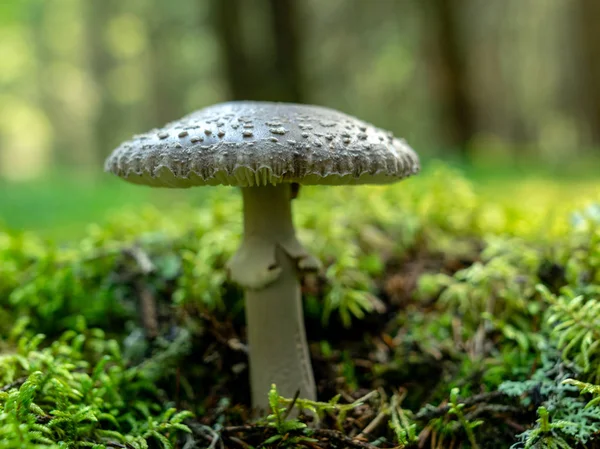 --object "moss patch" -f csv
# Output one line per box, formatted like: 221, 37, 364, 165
1, 164, 600, 448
